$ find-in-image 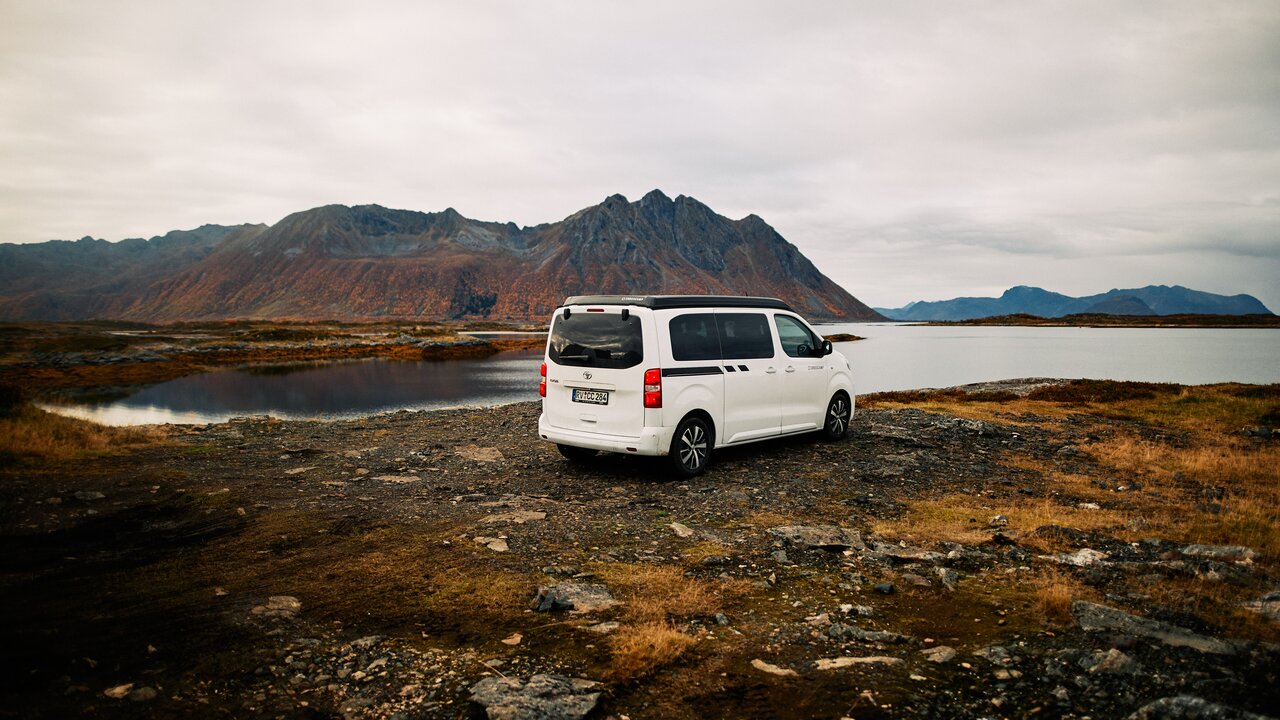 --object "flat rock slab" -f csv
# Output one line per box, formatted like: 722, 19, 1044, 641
769, 525, 865, 551
1073, 601, 1239, 655
1127, 694, 1276, 720
373, 475, 420, 483
750, 659, 798, 677
530, 582, 617, 613
814, 656, 903, 670
1180, 544, 1258, 563
251, 595, 301, 618
469, 674, 600, 720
